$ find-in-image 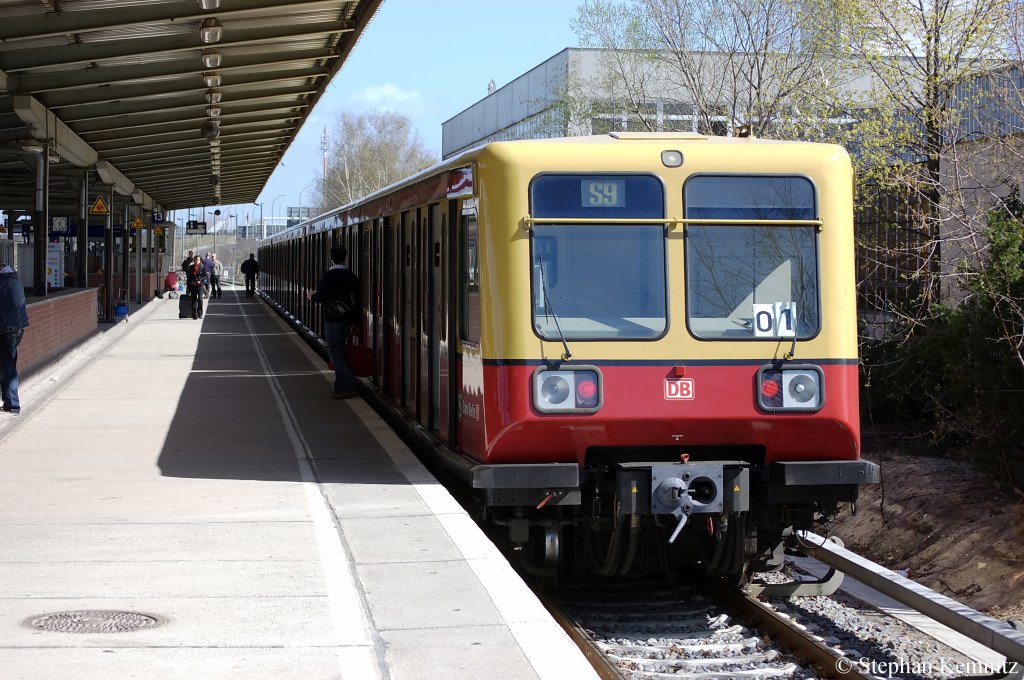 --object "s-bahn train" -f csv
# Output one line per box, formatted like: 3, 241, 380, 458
259, 132, 880, 581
